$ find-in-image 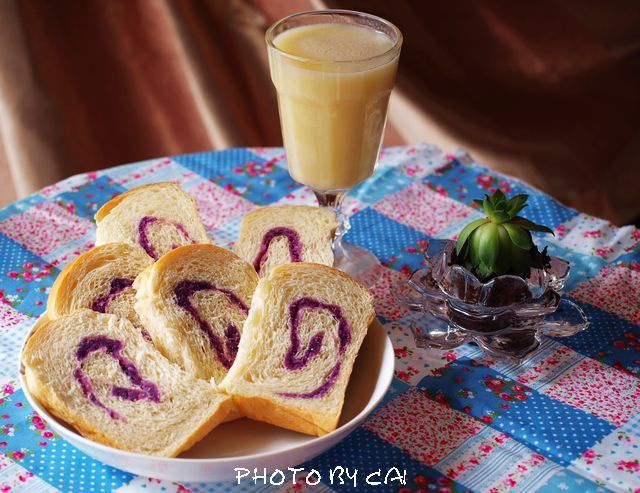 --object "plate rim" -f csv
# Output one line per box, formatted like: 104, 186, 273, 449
18, 312, 394, 464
